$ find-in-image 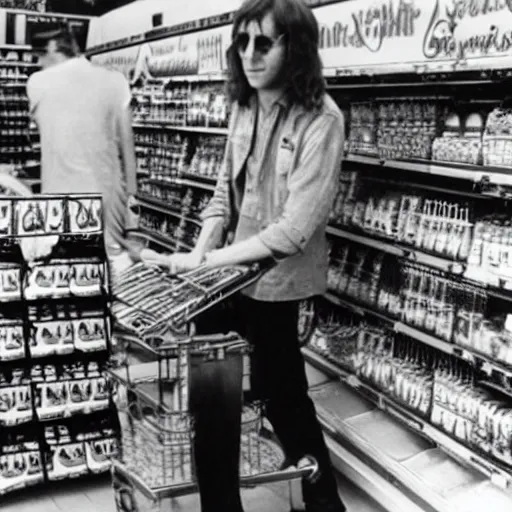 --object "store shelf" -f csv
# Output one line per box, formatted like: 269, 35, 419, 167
138, 195, 203, 229
132, 122, 228, 136
0, 44, 31, 51
345, 154, 512, 188
327, 225, 465, 274
138, 227, 177, 252
323, 291, 395, 325
179, 171, 217, 187
161, 73, 227, 83
327, 225, 403, 256
326, 225, 512, 303
323, 291, 512, 380
177, 176, 216, 192
0, 61, 38, 68
0, 82, 27, 88
361, 175, 497, 201
137, 194, 181, 217
303, 347, 512, 507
